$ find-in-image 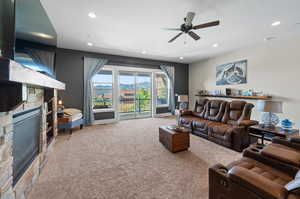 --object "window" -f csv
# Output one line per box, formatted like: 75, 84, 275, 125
92, 70, 113, 111
155, 73, 169, 107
